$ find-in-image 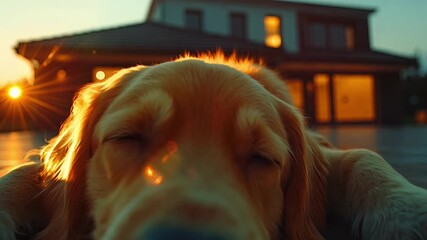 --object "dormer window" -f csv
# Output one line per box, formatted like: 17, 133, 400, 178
185, 9, 202, 31
330, 24, 355, 50
264, 15, 282, 48
305, 21, 355, 50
